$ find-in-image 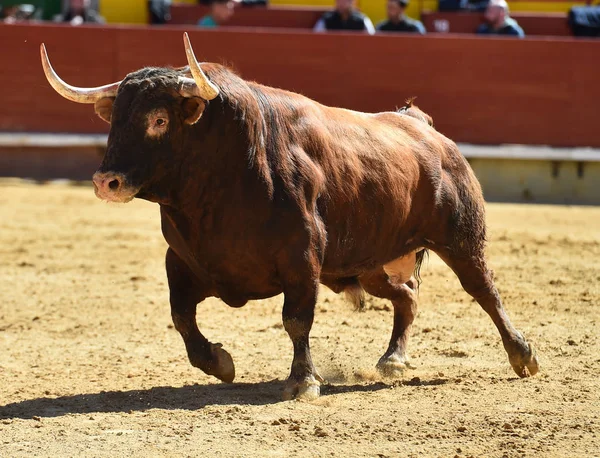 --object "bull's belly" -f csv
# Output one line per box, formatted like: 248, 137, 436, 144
318, 205, 422, 277
215, 286, 283, 308
321, 238, 422, 276
210, 252, 419, 306
175, 253, 284, 307
323, 250, 419, 279
197, 266, 283, 308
